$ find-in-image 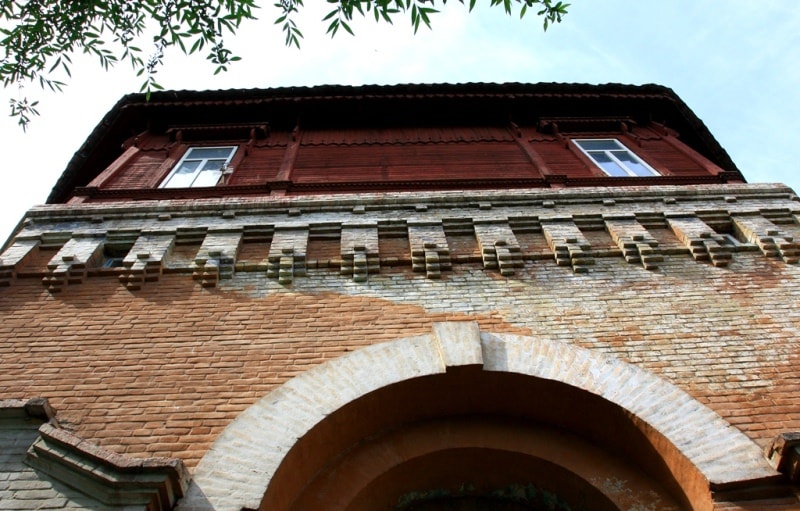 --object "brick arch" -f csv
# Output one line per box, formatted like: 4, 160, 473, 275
177, 322, 778, 511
